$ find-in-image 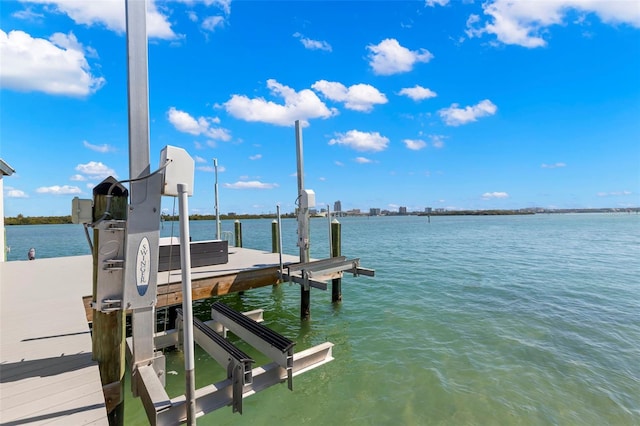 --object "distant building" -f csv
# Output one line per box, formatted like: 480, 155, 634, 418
334, 200, 342, 215
399, 206, 407, 215
369, 208, 381, 216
